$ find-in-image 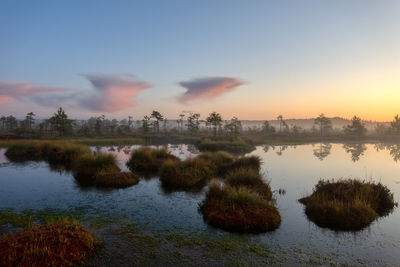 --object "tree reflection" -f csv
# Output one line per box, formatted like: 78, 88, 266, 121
276, 145, 288, 156
313, 143, 332, 161
263, 144, 275, 153
374, 143, 400, 162
343, 143, 367, 162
